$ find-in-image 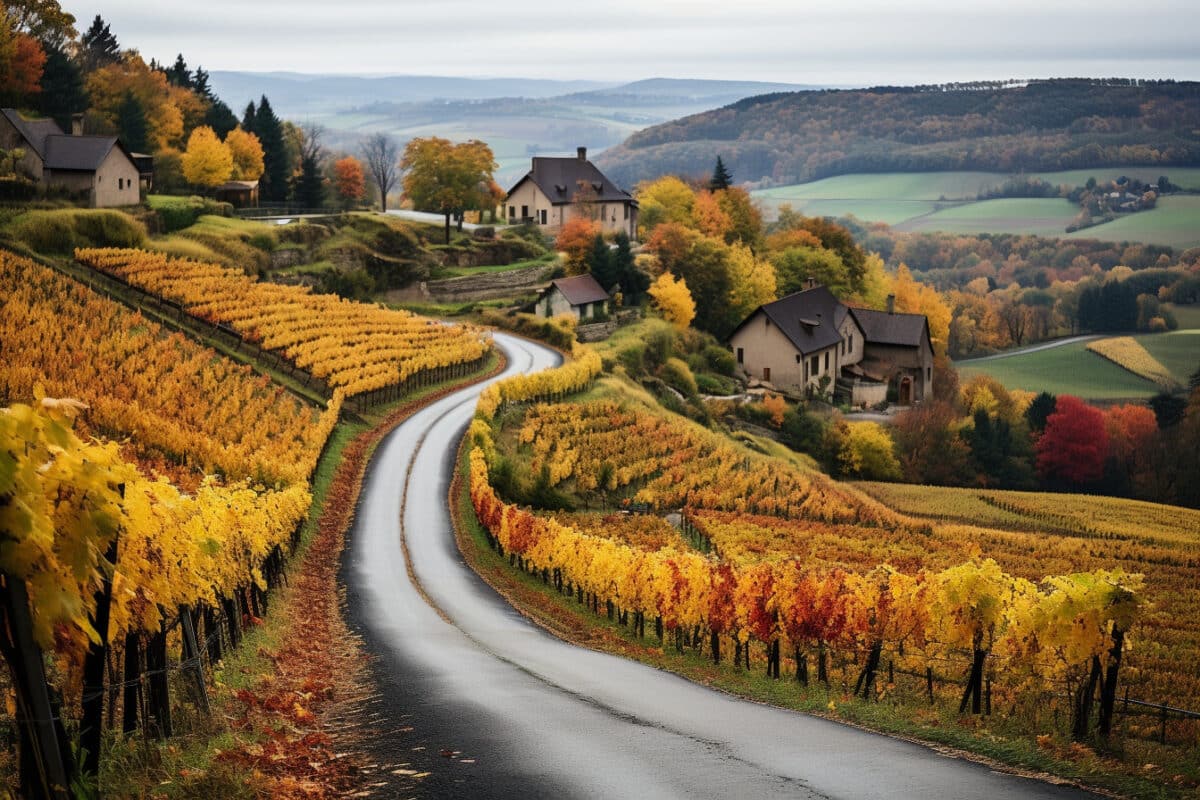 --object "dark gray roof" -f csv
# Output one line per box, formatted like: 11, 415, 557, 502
43, 135, 122, 171
850, 307, 930, 348
2, 108, 63, 157
550, 274, 610, 306
507, 155, 635, 206
731, 285, 848, 355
